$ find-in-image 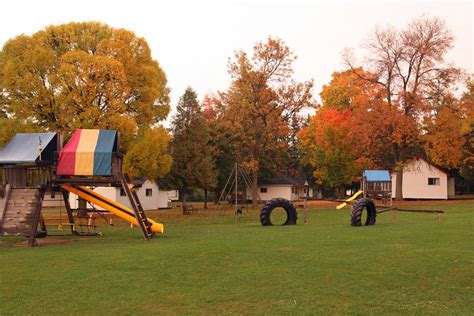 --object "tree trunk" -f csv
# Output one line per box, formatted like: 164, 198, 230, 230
214, 188, 219, 204
337, 186, 345, 199
204, 188, 208, 209
395, 170, 403, 200
252, 171, 258, 209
